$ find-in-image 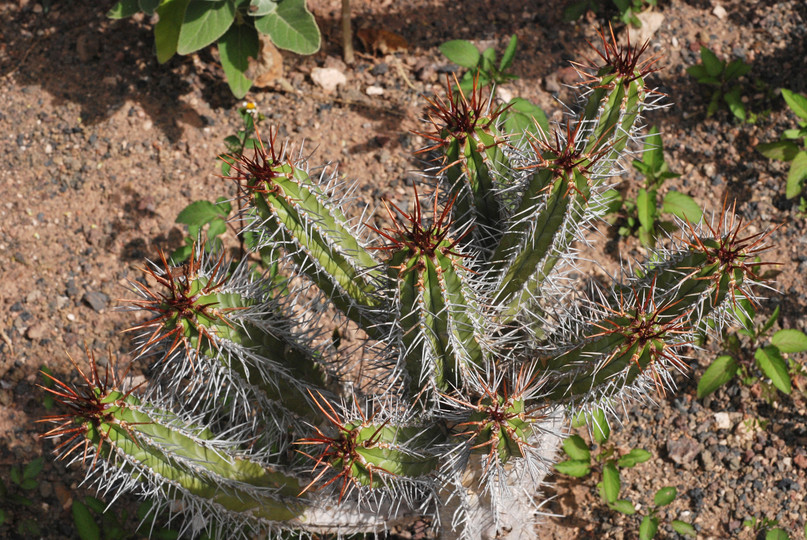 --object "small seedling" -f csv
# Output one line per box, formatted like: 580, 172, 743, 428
0, 458, 44, 535
743, 516, 793, 540
563, 0, 658, 27
438, 36, 549, 139
698, 302, 807, 399
107, 0, 320, 98
756, 89, 807, 202
555, 411, 694, 538
604, 126, 701, 246
687, 46, 752, 122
